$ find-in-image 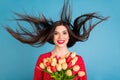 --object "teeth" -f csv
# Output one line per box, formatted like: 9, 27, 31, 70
59, 41, 64, 42
57, 40, 65, 44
